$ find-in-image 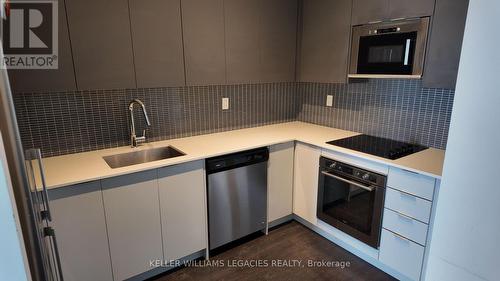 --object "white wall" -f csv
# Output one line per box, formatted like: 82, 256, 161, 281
424, 0, 500, 280
0, 131, 29, 281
